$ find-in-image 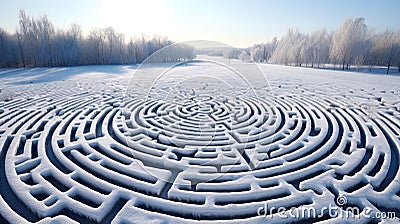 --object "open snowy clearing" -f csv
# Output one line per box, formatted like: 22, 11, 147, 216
0, 60, 399, 223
